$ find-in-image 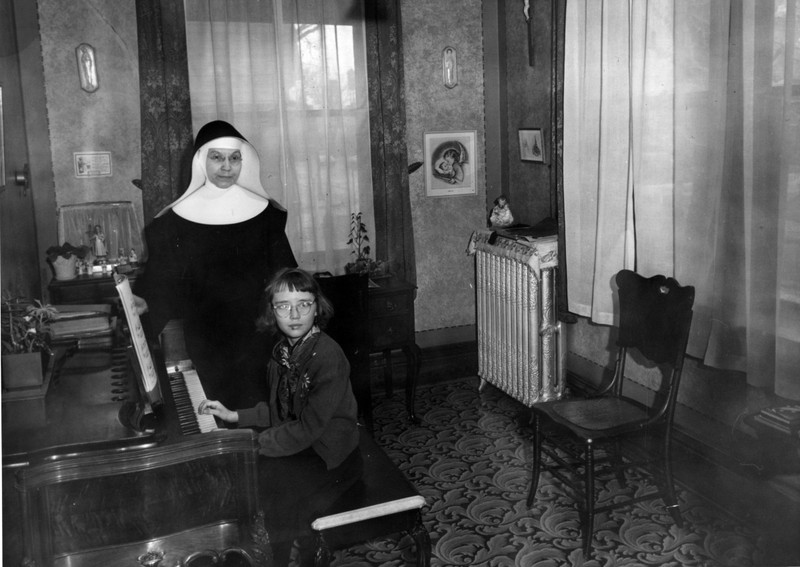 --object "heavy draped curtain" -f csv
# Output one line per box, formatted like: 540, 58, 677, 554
364, 1, 416, 285
136, 0, 414, 281
563, 0, 800, 399
135, 0, 194, 224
